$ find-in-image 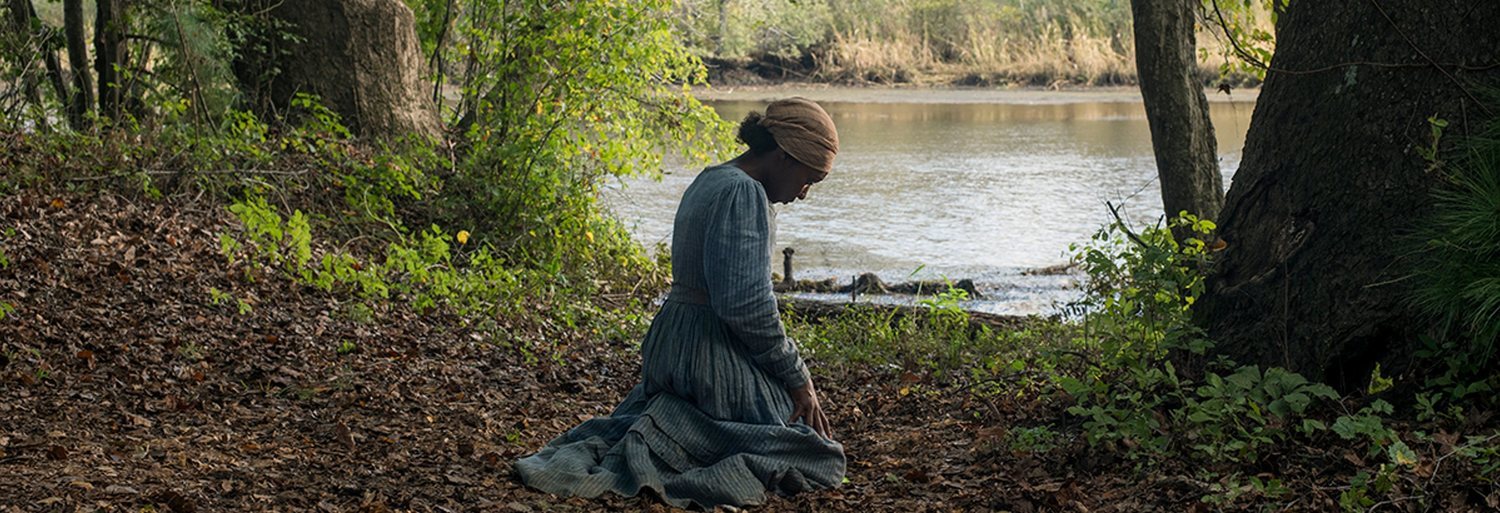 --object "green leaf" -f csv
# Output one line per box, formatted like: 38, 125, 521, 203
1304, 383, 1339, 400
1387, 440, 1418, 467
1332, 417, 1363, 440
1226, 366, 1261, 391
